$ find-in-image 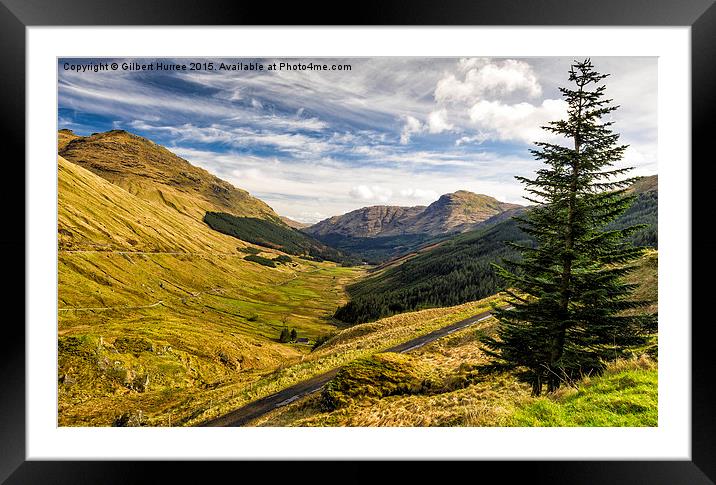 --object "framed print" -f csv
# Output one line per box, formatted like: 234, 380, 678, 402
3, 0, 715, 482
